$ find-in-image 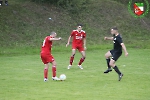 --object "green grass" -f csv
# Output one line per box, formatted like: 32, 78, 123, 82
0, 0, 149, 99
0, 49, 150, 100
